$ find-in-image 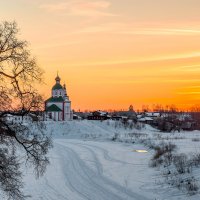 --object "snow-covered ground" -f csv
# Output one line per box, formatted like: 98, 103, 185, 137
17, 121, 200, 199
